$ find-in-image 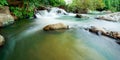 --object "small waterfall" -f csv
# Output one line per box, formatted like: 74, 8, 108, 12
49, 7, 68, 15
35, 7, 68, 18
